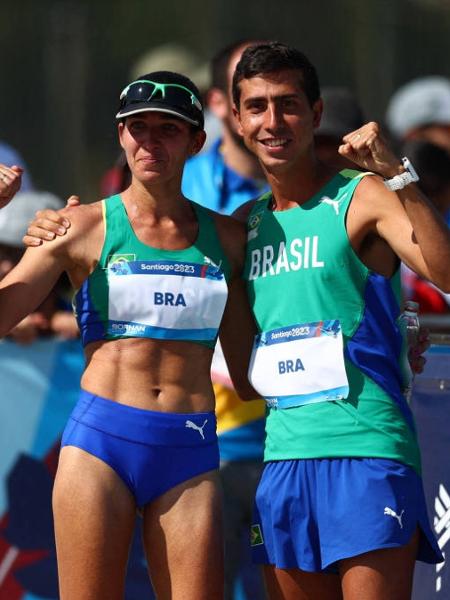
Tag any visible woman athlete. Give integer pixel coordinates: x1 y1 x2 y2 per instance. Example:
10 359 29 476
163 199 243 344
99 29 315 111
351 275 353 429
0 71 255 600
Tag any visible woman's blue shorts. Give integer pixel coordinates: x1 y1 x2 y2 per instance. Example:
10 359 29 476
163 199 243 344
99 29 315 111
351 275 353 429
61 389 219 508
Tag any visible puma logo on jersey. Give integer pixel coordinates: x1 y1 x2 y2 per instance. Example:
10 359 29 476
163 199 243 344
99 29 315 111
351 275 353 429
185 419 208 440
384 506 405 528
319 193 347 215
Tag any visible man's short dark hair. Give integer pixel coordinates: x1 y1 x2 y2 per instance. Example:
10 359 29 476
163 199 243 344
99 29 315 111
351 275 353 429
232 41 320 109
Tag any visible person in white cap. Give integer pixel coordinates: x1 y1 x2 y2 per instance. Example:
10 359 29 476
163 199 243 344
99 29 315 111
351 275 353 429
386 76 450 153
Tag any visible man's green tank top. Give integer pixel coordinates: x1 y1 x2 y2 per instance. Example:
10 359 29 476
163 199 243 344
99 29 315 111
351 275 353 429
74 194 231 349
244 170 421 473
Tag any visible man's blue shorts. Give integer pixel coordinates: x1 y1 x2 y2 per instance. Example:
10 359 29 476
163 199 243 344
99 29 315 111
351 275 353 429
61 389 219 508
250 457 443 572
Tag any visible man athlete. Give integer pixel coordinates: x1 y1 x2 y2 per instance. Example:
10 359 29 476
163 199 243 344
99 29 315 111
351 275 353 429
22 41 448 600
226 41 448 600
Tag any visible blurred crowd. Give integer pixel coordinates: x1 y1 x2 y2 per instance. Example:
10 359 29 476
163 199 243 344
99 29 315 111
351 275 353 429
1 39 450 600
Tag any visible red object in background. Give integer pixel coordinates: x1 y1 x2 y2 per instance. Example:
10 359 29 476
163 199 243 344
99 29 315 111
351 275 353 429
100 153 131 198
0 517 50 600
0 442 61 599
411 278 449 314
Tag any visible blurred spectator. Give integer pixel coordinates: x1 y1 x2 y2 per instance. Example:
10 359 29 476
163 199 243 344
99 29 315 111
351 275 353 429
403 140 450 223
0 141 34 192
314 86 365 169
0 190 79 342
129 42 209 90
400 140 450 314
386 76 450 153
183 40 268 211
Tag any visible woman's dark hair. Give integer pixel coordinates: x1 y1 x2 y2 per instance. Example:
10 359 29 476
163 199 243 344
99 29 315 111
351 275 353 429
232 41 320 108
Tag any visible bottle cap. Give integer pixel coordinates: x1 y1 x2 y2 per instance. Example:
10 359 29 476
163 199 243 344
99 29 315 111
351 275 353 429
404 300 419 312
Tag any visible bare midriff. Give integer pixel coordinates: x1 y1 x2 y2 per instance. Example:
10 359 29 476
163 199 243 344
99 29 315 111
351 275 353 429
81 337 215 413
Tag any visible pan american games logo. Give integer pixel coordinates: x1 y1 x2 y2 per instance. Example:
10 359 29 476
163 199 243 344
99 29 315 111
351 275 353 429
108 254 136 275
435 483 450 592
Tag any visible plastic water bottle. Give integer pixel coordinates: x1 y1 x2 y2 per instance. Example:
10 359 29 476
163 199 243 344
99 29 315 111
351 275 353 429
397 300 420 402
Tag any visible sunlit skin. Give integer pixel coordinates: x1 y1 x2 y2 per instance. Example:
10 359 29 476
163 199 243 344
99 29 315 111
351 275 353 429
234 69 323 181
0 164 23 208
119 113 205 197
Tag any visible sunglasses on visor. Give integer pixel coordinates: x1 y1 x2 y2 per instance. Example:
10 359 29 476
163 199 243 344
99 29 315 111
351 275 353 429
119 80 203 112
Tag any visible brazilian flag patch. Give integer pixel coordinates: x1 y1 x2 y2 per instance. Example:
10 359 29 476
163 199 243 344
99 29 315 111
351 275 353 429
107 254 136 276
250 524 264 546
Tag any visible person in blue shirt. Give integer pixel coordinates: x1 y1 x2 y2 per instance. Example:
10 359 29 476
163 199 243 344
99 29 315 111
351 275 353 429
182 41 269 214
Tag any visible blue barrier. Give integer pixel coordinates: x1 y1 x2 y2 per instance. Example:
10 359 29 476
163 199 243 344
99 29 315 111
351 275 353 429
0 339 155 600
412 343 450 599
0 339 84 599
0 337 448 599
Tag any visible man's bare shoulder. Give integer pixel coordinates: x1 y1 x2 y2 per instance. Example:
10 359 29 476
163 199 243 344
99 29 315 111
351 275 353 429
212 211 246 249
232 199 258 223
348 173 401 225
205 211 246 276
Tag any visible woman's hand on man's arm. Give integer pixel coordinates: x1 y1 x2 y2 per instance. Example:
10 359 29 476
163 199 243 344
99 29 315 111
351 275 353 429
23 195 80 246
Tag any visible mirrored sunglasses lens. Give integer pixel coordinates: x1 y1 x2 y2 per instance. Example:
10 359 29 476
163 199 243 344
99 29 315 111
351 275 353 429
163 86 197 111
126 82 155 103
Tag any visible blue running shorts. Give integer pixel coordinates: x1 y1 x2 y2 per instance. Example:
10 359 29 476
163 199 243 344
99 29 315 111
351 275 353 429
61 389 219 507
250 457 443 572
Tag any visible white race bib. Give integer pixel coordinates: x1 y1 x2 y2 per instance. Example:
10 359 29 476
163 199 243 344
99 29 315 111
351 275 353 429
107 259 228 341
248 320 349 409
